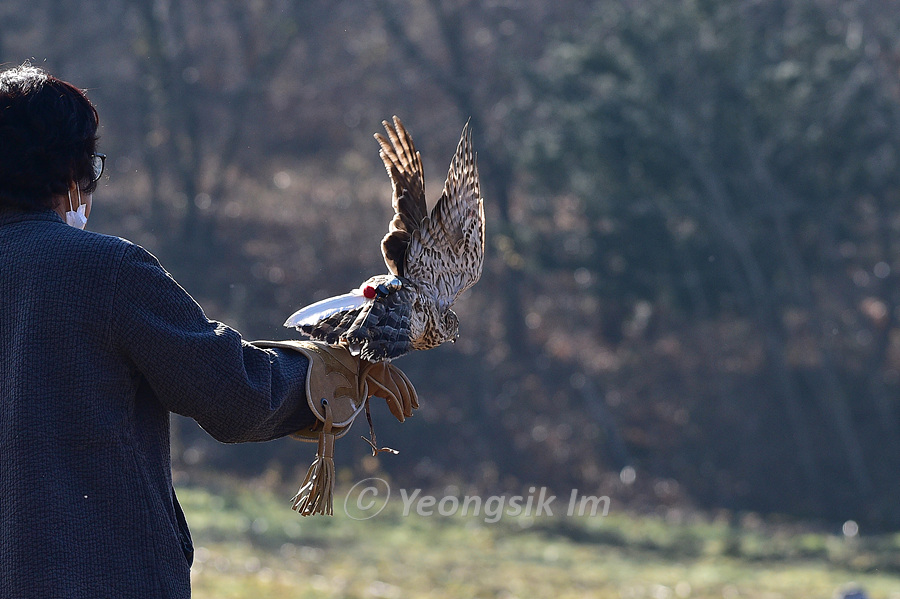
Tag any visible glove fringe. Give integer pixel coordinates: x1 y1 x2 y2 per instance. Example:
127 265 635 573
292 400 336 516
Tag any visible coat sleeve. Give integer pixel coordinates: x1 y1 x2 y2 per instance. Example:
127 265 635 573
109 243 316 443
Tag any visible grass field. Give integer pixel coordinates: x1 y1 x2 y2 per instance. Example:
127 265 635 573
178 478 900 598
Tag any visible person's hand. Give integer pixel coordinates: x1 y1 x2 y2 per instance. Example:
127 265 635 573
361 361 418 422
293 340 418 422
253 339 418 427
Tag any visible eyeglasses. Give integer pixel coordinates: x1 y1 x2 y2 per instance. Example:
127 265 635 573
91 153 106 183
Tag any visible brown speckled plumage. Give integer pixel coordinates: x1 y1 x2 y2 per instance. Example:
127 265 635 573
287 117 485 362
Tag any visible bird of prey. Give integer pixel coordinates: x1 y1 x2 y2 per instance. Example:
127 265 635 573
284 116 485 362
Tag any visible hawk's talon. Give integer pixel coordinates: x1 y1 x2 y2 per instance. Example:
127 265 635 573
360 435 400 457
362 396 400 457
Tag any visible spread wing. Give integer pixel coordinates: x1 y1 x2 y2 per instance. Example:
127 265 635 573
376 116 428 278
405 121 485 310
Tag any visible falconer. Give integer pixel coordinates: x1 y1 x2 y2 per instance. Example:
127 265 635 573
0 64 416 598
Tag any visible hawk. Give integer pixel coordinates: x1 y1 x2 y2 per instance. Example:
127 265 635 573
284 116 485 362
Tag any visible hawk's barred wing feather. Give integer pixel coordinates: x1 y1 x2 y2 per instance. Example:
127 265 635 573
376 117 428 278
342 287 416 361
405 121 485 310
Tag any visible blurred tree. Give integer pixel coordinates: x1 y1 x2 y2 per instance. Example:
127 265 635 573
524 0 900 521
3 0 900 526
132 0 312 257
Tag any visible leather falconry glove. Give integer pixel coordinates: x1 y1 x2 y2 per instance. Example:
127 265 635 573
362 360 418 422
252 339 417 515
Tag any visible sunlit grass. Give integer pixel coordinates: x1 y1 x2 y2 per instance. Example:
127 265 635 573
179 480 900 598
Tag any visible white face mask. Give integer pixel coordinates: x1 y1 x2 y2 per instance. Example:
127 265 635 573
66 189 88 230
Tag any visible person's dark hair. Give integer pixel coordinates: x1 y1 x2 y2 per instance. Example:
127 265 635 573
0 63 99 210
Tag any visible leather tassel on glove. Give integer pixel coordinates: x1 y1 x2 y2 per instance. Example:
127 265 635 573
292 399 336 516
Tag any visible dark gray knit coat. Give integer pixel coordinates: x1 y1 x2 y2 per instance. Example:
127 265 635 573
0 208 315 597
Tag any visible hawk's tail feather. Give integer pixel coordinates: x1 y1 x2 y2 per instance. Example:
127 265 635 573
290 284 415 362
284 292 370 329
299 304 367 344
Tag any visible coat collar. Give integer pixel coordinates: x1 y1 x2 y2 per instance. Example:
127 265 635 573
0 207 65 227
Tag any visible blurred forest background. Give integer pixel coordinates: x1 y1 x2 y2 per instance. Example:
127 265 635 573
4 0 900 530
